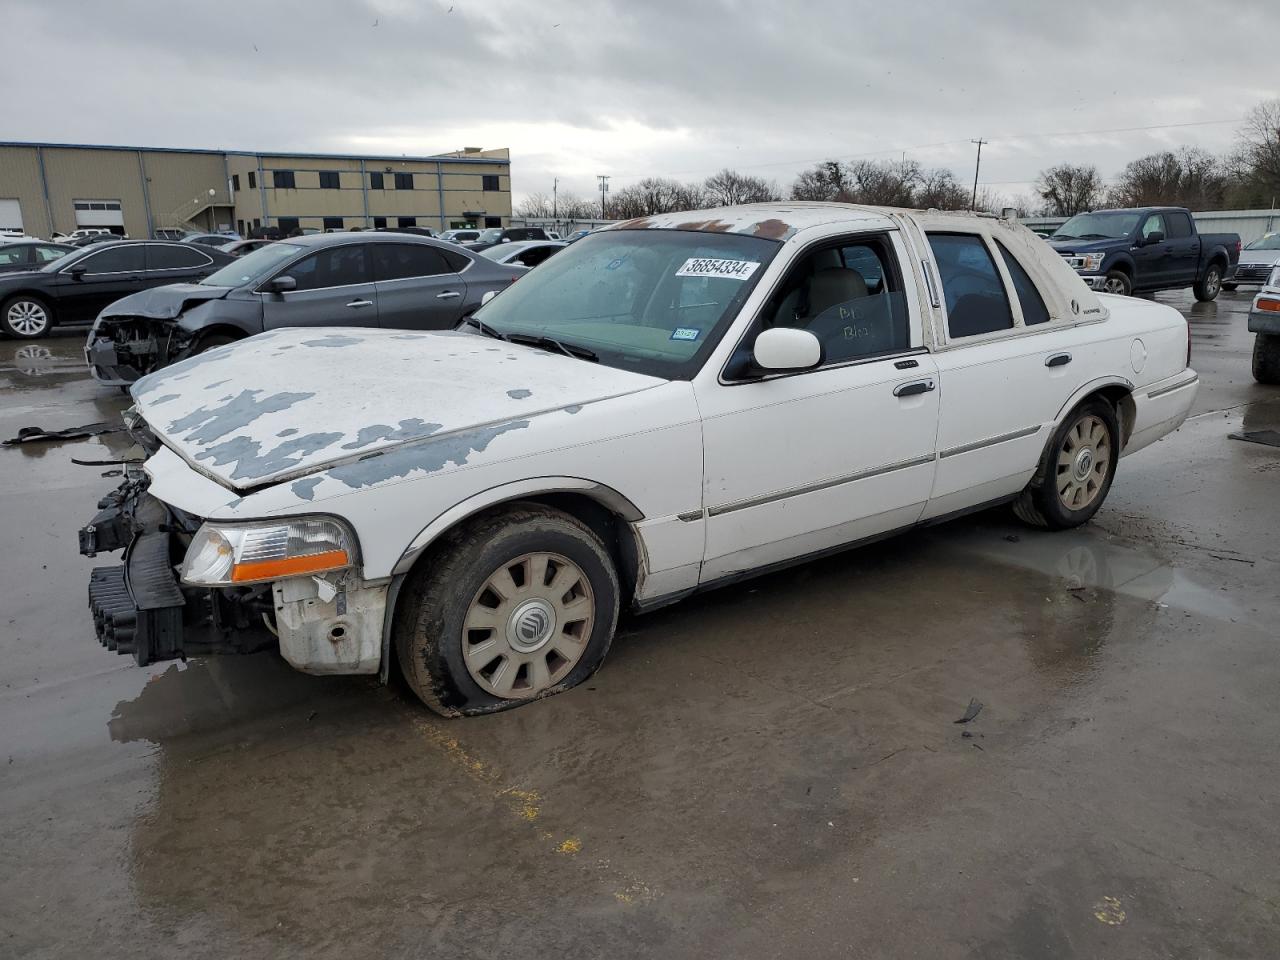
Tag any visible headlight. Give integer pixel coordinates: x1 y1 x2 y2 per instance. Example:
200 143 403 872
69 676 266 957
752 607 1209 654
1080 252 1106 272
180 517 356 586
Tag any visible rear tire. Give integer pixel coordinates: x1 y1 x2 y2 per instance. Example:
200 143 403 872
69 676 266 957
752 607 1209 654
394 503 620 717
2 295 53 339
1193 263 1223 302
1222 282 1238 292
1254 333 1280 385
1014 398 1120 531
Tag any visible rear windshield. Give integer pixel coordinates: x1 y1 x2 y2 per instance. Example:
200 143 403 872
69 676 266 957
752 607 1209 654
201 242 303 287
473 229 780 379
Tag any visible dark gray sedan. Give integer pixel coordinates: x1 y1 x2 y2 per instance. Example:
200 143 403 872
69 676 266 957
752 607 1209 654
85 232 525 385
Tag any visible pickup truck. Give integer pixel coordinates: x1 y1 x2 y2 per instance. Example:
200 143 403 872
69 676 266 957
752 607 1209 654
77 203 1198 716
1048 206 1239 301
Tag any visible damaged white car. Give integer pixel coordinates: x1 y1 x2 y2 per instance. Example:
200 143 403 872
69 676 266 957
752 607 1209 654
81 203 1199 716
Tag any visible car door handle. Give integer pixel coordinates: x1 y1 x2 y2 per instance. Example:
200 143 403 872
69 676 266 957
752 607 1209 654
893 379 935 398
1046 352 1072 368
435 290 461 300
346 299 374 309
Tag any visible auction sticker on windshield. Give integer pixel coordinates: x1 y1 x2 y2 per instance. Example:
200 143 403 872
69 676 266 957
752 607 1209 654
675 257 761 280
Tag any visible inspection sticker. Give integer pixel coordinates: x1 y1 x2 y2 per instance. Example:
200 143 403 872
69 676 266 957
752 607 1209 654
675 257 761 280
670 327 701 342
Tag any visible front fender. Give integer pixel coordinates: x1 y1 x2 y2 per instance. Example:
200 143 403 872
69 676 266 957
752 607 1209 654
390 476 645 575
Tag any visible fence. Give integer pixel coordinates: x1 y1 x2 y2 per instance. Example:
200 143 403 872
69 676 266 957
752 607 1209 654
1019 208 1279 244
508 216 616 235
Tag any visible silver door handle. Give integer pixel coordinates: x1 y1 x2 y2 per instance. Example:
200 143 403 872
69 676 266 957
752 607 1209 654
893 379 936 398
346 299 374 308
436 290 461 300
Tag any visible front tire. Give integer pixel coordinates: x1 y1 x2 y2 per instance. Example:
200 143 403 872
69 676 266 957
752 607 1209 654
394 503 620 716
1254 333 1280 385
1193 263 1223 302
2 295 53 339
1101 271 1131 297
1013 399 1119 530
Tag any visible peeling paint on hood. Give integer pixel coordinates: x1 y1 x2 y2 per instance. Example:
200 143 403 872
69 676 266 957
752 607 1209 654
131 327 663 491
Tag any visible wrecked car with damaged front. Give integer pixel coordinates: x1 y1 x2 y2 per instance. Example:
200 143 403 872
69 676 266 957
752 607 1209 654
84 232 523 386
80 203 1198 716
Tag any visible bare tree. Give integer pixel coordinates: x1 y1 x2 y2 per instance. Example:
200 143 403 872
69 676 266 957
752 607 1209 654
1224 99 1280 207
515 192 553 218
1036 164 1104 216
555 193 597 220
610 177 708 218
703 168 781 206
1108 148 1227 209
790 160 852 201
915 167 970 209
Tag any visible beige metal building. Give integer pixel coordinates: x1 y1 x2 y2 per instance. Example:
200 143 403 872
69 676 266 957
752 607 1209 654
0 141 512 239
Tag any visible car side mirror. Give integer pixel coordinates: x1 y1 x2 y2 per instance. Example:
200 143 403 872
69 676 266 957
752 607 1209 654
1144 231 1165 245
753 327 821 371
69 266 86 280
266 275 296 293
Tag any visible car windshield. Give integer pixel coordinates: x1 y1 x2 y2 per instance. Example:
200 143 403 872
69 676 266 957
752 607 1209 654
1052 212 1142 240
200 242 303 287
1245 234 1280 251
472 229 780 378
477 229 503 242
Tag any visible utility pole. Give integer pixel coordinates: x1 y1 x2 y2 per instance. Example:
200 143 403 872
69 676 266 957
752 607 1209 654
970 139 987 211
597 175 610 220
552 177 558 221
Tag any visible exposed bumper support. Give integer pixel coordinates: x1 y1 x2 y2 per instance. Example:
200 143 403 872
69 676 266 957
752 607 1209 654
85 316 194 386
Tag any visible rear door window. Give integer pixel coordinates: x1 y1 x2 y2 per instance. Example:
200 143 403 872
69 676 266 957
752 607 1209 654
372 243 452 281
284 245 370 290
1165 213 1193 239
146 244 212 270
926 233 1014 338
993 240 1050 325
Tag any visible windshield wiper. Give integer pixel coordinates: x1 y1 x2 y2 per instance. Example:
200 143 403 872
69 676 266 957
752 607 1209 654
457 316 506 341
1051 234 1076 241
1078 233 1112 240
505 333 599 362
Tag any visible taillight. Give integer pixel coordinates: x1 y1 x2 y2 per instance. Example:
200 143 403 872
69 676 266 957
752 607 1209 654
1256 297 1280 312
1237 239 1242 254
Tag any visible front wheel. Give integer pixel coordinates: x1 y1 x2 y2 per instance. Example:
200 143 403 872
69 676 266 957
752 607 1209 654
1013 399 1120 530
1101 271 1131 297
394 503 620 716
1193 264 1223 302
1254 333 1280 385
2 295 53 339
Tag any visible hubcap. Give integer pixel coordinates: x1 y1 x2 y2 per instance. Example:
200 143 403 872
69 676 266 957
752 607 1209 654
1205 269 1220 296
1104 277 1127 295
461 551 595 699
1056 414 1111 511
7 300 48 336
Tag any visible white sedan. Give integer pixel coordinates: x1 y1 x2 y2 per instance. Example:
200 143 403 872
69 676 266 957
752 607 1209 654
479 239 567 269
80 203 1197 716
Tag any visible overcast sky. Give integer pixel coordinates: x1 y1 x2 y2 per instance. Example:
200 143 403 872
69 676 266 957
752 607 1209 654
4 0 1277 207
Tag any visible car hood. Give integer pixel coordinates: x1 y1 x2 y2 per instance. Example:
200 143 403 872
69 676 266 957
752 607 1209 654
1239 250 1280 266
101 283 232 320
130 327 664 492
1047 238 1120 255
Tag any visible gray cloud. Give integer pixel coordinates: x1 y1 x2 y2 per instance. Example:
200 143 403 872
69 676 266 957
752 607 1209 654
3 0 1275 204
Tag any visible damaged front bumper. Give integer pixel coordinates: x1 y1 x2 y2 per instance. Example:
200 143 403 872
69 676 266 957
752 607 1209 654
85 316 195 386
80 472 276 665
80 466 389 674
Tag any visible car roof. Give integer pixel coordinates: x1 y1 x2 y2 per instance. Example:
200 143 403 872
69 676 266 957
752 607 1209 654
494 240 567 253
607 202 901 241
281 231 453 249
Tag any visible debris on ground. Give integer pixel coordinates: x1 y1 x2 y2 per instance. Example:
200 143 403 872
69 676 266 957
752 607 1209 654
3 423 124 446
1229 429 1280 448
954 698 983 724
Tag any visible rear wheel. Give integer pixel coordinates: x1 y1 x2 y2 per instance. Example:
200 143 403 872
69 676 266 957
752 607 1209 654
394 504 620 716
1101 271 1131 296
1193 263 1223 302
1013 399 1119 530
1222 282 1238 292
2 295 53 338
1254 333 1280 385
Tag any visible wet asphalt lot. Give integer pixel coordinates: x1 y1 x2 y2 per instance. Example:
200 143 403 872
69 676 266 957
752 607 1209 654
2 291 1278 959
